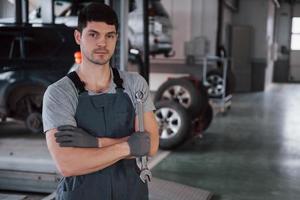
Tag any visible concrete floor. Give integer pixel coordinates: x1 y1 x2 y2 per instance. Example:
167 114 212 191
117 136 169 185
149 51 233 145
152 84 300 200
1 78 300 199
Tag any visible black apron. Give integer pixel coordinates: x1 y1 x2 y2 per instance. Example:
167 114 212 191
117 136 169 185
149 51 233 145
56 68 148 200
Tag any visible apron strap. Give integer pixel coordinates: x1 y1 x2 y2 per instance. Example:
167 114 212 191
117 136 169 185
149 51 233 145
67 71 86 94
111 67 125 91
67 68 125 95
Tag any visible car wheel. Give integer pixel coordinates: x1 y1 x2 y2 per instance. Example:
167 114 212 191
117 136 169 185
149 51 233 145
26 112 43 133
154 77 205 119
13 93 44 133
205 69 236 98
194 103 213 134
155 100 191 150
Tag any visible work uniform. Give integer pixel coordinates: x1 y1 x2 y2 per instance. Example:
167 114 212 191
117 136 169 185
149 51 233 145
42 68 155 200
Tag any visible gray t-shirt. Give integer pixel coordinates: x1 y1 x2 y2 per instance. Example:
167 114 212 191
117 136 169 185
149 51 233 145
42 70 155 133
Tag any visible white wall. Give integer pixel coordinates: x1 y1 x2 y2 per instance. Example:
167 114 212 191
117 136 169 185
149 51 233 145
199 0 218 55
265 0 276 88
190 0 203 39
231 0 277 90
152 0 218 64
0 0 40 19
233 0 269 59
275 3 292 60
0 0 15 18
152 0 192 63
221 5 233 49
190 0 218 55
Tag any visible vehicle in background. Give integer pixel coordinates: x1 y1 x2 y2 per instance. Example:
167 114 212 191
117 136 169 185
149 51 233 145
0 0 173 133
29 0 174 57
0 23 79 133
128 0 174 57
0 0 174 57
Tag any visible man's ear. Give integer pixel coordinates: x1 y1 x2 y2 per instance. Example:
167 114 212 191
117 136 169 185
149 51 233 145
74 29 81 45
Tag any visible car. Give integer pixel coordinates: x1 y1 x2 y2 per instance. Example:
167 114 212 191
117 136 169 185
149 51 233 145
0 23 79 133
28 0 174 57
128 0 174 57
0 0 172 133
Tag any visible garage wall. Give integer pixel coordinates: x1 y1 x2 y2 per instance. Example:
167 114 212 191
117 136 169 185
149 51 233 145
0 0 14 18
191 0 218 56
275 3 292 61
233 0 268 59
265 0 276 88
232 0 276 91
153 0 218 64
221 4 234 51
273 3 292 82
289 4 300 81
157 0 192 63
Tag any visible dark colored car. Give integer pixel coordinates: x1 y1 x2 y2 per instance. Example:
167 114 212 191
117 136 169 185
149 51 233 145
28 0 173 57
0 23 79 132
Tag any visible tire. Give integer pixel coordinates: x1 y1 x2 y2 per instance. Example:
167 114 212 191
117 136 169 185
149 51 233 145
205 69 235 98
26 112 43 133
193 103 213 134
154 77 203 119
11 90 45 133
200 104 213 132
187 77 209 116
155 100 191 150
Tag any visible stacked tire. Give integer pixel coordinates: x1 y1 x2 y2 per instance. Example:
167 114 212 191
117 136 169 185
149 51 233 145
154 77 213 149
205 68 236 98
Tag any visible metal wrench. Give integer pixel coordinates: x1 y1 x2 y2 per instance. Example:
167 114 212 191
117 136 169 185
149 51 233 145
135 91 152 183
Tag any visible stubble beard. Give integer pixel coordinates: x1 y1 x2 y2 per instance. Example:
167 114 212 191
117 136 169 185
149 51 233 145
82 49 112 66
89 54 111 65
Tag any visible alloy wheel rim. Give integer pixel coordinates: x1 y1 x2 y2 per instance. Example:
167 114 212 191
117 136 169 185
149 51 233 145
161 85 191 108
207 75 224 96
155 107 181 139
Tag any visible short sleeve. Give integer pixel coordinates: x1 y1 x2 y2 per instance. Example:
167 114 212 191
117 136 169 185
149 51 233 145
132 74 155 114
42 85 77 133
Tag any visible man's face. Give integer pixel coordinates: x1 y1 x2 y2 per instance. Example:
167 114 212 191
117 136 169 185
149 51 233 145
75 21 118 66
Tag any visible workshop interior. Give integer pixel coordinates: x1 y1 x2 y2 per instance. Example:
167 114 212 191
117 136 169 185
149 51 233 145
0 0 300 199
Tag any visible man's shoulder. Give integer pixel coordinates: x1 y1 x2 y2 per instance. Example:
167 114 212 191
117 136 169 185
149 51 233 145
52 76 75 89
119 70 146 87
45 76 77 98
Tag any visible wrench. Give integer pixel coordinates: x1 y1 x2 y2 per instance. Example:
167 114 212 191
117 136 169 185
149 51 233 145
135 91 152 183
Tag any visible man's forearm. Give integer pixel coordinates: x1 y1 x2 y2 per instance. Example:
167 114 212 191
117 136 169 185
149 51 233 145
46 130 130 177
60 143 129 176
98 136 128 147
135 112 159 156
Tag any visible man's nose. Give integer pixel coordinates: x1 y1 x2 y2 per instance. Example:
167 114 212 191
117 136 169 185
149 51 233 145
96 36 106 47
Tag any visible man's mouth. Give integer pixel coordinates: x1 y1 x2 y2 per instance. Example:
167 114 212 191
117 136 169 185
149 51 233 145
94 50 108 54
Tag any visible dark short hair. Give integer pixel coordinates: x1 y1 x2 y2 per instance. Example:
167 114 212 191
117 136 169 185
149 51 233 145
77 3 119 33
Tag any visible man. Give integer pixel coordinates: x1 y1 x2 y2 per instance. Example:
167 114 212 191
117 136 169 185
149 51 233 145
42 3 159 200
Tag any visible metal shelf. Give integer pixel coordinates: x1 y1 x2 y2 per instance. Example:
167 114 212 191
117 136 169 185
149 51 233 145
200 55 233 114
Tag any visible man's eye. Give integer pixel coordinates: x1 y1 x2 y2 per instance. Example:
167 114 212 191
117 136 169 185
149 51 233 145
107 34 115 39
89 33 96 38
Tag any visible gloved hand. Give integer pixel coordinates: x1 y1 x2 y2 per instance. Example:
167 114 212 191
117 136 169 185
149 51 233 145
55 125 99 148
127 131 150 157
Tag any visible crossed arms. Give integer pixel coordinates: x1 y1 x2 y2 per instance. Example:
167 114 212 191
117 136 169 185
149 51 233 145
46 111 159 177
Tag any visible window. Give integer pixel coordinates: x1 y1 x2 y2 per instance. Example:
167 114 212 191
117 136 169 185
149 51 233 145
291 17 300 50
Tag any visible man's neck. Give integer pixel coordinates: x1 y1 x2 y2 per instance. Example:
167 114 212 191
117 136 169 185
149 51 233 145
77 61 112 93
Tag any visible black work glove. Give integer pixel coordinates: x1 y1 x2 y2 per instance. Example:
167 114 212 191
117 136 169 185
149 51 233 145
55 125 98 148
127 131 150 157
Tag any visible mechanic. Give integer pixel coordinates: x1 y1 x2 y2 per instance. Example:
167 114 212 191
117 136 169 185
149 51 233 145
42 3 159 200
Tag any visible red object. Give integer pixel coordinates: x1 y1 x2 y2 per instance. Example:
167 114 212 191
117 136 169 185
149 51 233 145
74 51 82 64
